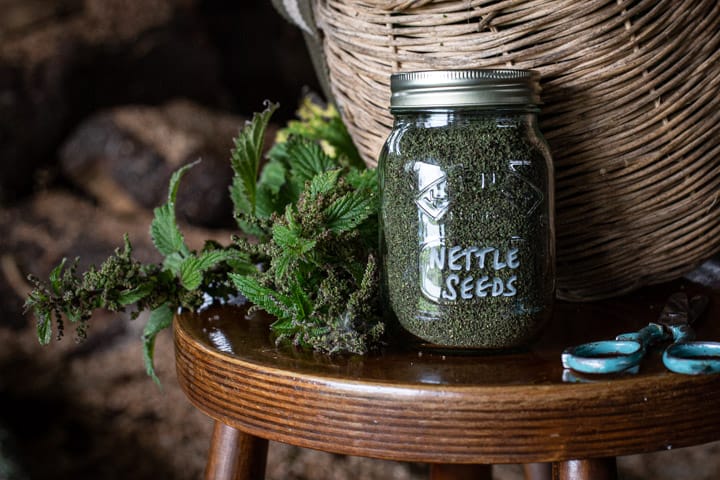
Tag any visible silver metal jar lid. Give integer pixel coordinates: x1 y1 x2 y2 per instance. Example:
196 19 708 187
390 69 541 110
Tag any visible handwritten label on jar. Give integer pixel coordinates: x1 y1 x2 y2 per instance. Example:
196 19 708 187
419 244 519 303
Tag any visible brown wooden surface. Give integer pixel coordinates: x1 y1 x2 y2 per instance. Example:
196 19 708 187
174 281 720 464
205 422 268 480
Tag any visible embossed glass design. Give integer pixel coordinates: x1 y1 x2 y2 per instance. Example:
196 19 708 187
379 71 555 350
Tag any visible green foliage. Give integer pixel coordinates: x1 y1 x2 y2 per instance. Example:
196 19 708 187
225 98 382 353
142 304 174 386
25 96 383 384
274 97 363 169
150 160 198 258
230 102 279 234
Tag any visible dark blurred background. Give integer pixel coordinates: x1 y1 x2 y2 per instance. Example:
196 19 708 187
0 0 320 206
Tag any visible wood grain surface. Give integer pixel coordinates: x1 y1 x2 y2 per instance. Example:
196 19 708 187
174 281 720 464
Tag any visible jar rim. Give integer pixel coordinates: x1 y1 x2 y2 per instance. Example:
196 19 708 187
390 69 541 110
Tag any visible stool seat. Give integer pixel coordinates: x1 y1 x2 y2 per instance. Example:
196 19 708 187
173 281 720 478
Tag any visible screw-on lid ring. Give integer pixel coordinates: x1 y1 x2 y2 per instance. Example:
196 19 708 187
390 69 541 110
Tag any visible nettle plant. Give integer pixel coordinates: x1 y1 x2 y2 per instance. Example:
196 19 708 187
25 100 384 384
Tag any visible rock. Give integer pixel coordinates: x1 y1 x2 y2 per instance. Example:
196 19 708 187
60 101 274 228
0 0 226 203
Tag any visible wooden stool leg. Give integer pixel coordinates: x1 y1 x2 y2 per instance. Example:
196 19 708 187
552 458 617 480
205 422 268 480
429 464 492 480
524 462 552 480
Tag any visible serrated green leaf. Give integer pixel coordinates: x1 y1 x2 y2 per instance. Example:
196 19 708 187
322 115 364 169
117 284 153 306
272 254 293 281
229 274 295 319
256 160 289 218
197 250 237 271
163 252 184 275
142 303 174 387
178 257 203 291
227 257 257 275
230 176 253 218
288 276 312 319
37 313 52 345
279 98 363 168
48 258 67 295
150 204 188 257
229 102 279 221
308 169 341 199
168 160 201 204
269 317 295 334
324 192 374 233
272 224 316 254
150 161 198 258
179 250 240 291
346 167 377 192
258 158 288 195
286 138 334 190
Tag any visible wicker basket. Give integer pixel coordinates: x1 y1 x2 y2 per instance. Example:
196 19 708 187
278 0 720 301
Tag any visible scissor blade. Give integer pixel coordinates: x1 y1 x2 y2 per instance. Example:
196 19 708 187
658 292 691 328
689 295 709 324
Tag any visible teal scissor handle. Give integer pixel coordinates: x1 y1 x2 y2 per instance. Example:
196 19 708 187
561 340 644 373
663 342 720 375
561 323 666 374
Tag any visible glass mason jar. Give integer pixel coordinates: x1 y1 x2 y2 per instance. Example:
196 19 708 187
379 69 555 350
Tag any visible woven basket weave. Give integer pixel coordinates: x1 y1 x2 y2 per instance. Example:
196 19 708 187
279 0 720 301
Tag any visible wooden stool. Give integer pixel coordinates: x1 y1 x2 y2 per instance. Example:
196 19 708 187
174 281 720 480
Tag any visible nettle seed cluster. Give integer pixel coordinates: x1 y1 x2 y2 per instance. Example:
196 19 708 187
380 112 554 349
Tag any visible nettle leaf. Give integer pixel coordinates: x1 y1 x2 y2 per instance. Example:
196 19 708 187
150 161 198 258
346 167 377 192
142 303 174 387
258 158 288 196
322 115 364 169
288 276 313 320
229 274 296 320
37 313 52 345
286 138 334 190
255 160 288 219
272 224 316 254
229 102 279 220
308 169 341 199
230 176 253 218
280 97 363 168
324 192 374 234
163 252 184 275
167 160 201 204
150 205 187 257
48 258 67 295
117 284 153 306
179 250 246 291
271 223 316 279
226 256 257 276
179 257 204 292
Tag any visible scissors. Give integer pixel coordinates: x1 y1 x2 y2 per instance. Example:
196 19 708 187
562 292 720 375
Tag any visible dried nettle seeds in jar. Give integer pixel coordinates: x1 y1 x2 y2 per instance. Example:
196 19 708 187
379 70 555 350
